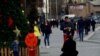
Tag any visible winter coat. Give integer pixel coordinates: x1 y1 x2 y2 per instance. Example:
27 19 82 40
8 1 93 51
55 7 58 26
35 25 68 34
40 24 45 33
77 19 85 32
44 24 52 34
91 20 96 26
61 38 78 56
60 21 73 35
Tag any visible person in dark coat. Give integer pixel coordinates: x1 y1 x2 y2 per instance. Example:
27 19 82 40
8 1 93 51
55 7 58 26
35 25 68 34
91 19 96 31
60 35 78 56
70 19 76 38
77 17 85 41
60 17 73 42
84 18 91 35
60 19 65 31
43 21 52 48
40 22 45 36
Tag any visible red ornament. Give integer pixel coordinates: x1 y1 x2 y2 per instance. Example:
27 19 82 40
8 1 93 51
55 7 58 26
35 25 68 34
0 14 3 26
25 33 38 56
25 33 38 47
7 16 14 29
0 14 2 17
0 19 2 26
4 0 8 3
0 19 2 23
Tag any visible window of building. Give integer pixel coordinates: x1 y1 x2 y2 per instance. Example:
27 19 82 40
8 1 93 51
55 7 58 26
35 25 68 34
81 0 86 3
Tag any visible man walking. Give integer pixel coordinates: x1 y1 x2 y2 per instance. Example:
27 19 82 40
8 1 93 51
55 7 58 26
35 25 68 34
77 17 85 41
60 17 73 42
91 19 96 31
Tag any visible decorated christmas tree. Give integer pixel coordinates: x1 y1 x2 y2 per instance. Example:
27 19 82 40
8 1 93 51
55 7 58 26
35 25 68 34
0 0 29 47
27 0 39 25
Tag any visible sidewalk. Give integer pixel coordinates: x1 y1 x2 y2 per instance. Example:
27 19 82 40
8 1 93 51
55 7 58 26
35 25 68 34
86 27 100 43
76 24 100 56
84 24 100 40
74 24 100 41
77 24 100 56
39 24 100 56
40 28 63 56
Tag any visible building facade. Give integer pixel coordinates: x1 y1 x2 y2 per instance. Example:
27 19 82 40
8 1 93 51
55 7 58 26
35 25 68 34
89 0 100 15
20 0 100 18
61 0 100 17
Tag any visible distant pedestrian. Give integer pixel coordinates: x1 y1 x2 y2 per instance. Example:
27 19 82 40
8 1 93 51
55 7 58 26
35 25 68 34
91 19 96 31
43 21 52 48
55 19 59 28
40 22 45 36
10 40 19 56
60 19 64 30
77 17 85 41
70 19 76 38
60 35 78 56
84 18 91 35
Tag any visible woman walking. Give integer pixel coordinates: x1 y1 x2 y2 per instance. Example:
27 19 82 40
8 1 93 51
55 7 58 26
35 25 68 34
43 21 52 48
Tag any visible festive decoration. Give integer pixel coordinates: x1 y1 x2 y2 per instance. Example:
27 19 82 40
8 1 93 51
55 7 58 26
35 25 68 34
0 14 3 29
13 26 20 37
7 16 14 29
4 0 8 3
0 0 29 47
25 33 38 47
0 14 2 17
0 18 2 25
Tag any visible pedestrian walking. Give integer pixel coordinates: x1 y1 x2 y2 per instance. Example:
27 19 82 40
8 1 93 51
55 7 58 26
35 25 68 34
77 17 85 41
60 35 78 56
43 21 52 48
84 18 91 35
60 17 73 42
10 40 19 56
40 22 45 36
70 19 76 38
91 19 96 31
